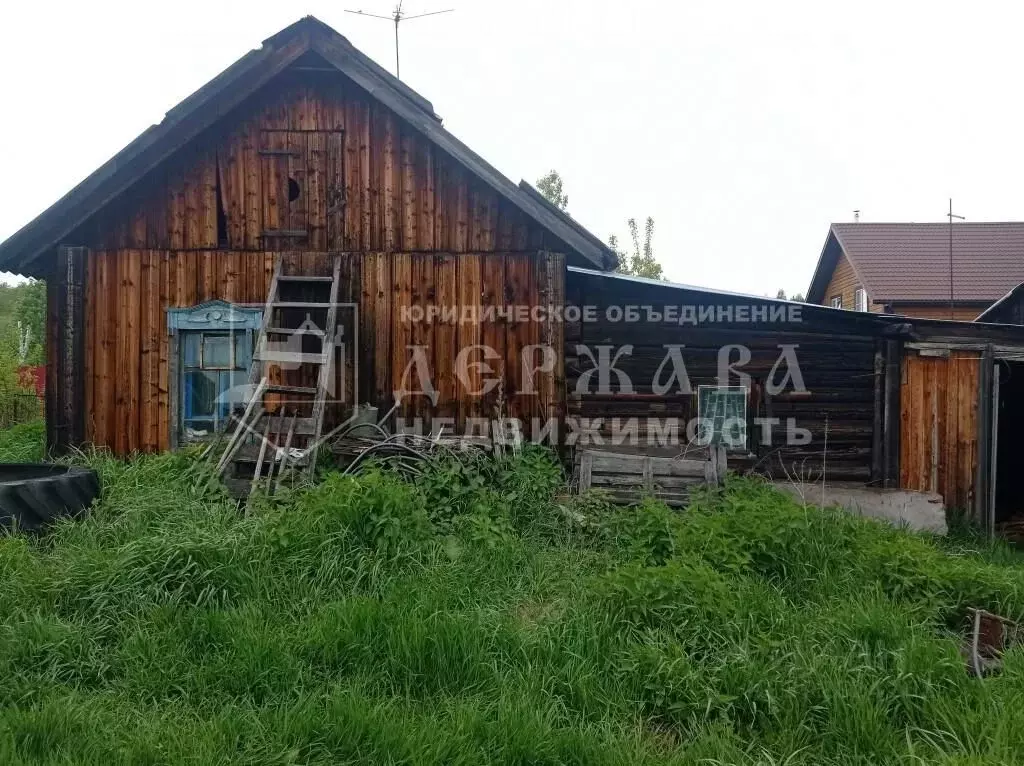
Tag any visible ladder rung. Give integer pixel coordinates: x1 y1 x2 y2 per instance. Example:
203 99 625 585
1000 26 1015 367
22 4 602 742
272 302 335 308
265 384 319 396
254 415 319 436
278 275 335 283
257 350 328 365
265 326 326 337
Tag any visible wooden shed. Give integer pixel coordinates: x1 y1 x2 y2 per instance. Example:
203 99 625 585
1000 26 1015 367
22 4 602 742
567 267 1024 534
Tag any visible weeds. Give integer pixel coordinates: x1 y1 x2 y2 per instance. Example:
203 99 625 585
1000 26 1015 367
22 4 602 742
2 430 1024 763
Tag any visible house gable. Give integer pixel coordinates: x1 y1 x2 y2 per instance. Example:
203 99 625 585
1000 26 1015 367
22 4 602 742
0 17 614 276
64 71 571 258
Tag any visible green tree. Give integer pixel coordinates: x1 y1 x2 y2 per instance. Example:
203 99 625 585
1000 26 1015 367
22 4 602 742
13 280 45 366
611 217 663 280
775 289 805 302
535 170 568 211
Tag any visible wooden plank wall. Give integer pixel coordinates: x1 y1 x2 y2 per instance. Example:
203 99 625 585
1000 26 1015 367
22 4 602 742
83 249 562 454
70 75 560 257
899 351 980 511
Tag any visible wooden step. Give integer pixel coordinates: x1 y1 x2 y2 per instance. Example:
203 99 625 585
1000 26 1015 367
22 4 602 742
265 326 326 337
265 384 319 396
253 415 318 436
256 349 328 365
233 444 310 466
224 476 253 500
271 302 335 308
278 275 335 283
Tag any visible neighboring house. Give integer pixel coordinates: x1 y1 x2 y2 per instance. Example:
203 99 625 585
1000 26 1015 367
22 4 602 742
806 223 1024 320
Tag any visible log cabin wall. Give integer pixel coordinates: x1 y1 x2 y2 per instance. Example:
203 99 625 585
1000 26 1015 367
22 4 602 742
566 270 884 482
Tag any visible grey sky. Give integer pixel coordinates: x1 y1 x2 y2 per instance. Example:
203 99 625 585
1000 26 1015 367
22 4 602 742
3 0 1022 296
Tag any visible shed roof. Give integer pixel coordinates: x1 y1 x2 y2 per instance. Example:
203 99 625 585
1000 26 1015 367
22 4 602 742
806 222 1024 305
570 265 1024 345
0 16 616 275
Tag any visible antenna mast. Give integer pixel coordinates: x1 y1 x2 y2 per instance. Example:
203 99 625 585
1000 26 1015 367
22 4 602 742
947 198 965 320
345 2 455 79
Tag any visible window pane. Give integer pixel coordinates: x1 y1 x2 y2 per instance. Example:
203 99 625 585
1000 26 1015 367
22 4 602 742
235 333 253 371
203 334 233 368
183 333 201 367
184 370 218 419
218 371 241 420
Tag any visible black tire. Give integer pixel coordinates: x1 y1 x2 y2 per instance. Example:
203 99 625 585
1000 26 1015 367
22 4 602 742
0 464 101 533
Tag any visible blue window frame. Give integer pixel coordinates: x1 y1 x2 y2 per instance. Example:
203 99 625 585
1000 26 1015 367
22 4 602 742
181 331 253 435
167 301 263 443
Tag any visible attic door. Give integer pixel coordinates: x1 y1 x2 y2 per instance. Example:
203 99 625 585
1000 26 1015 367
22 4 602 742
260 130 344 250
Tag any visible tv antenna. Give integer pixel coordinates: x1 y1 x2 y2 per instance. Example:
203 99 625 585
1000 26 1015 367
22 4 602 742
947 198 965 320
345 2 455 79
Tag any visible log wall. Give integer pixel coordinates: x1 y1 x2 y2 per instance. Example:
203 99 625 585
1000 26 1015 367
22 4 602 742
567 271 883 482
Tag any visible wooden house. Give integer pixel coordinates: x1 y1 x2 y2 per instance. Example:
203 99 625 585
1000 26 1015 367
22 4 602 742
0 16 615 460
806 223 1024 319
6 16 1024 534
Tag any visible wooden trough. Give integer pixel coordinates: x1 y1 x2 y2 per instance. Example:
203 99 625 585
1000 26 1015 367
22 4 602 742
576 447 726 507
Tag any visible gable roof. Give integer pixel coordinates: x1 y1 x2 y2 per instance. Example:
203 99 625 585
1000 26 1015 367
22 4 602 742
976 281 1024 322
806 222 1024 305
0 16 616 275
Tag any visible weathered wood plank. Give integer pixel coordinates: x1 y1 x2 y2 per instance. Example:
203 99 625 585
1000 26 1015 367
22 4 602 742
139 251 160 452
400 131 416 250
457 253 482 428
434 253 457 425
391 253 413 422
480 255 506 419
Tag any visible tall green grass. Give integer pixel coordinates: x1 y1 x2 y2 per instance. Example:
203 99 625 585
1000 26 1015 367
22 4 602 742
1 435 1024 764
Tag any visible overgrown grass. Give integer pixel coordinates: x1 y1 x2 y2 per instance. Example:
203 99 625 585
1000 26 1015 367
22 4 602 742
0 420 44 462
2 430 1024 763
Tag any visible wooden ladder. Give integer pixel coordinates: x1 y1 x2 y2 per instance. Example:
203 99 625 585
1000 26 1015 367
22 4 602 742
220 255 342 497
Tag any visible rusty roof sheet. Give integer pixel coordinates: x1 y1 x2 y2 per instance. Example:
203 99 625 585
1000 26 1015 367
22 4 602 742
829 222 1024 303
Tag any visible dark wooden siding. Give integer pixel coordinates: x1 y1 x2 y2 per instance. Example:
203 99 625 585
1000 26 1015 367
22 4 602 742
567 271 882 482
69 75 562 257
83 249 563 454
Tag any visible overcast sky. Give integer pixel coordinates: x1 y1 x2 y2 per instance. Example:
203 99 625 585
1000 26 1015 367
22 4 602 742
3 0 1023 295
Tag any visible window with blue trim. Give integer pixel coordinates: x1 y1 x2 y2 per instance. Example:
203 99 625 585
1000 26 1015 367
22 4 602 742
181 331 252 435
167 301 262 443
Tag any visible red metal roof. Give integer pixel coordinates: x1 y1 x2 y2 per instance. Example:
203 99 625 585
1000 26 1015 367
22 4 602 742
829 222 1024 303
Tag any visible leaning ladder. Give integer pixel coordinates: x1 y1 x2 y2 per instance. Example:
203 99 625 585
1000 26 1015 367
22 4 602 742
218 254 342 496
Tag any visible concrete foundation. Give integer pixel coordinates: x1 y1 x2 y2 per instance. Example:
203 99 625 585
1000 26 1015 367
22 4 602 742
773 482 947 535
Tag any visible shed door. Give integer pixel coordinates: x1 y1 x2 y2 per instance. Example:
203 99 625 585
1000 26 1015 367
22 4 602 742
260 130 344 250
899 350 981 514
